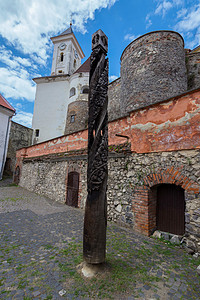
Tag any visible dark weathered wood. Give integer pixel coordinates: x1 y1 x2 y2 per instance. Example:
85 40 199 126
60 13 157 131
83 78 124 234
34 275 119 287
66 171 79 207
83 29 108 264
157 184 185 235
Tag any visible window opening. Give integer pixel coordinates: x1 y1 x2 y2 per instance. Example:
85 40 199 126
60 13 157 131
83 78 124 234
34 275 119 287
70 87 76 97
82 87 89 94
70 115 75 123
35 129 39 137
60 52 64 62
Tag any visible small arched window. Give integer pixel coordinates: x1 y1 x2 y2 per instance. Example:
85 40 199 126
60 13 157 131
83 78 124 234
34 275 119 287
60 52 64 62
70 87 76 97
81 86 89 94
74 59 76 69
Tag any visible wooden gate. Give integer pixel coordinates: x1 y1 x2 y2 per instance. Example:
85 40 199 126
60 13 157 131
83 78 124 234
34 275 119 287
156 184 185 235
13 166 20 184
66 171 79 207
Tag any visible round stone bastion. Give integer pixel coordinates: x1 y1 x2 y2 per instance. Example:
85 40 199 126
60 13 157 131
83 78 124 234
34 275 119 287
120 30 187 113
65 100 88 135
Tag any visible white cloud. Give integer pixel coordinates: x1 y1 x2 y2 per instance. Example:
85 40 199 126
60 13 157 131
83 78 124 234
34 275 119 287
0 67 36 102
12 111 33 128
176 4 200 31
177 8 187 19
175 4 200 48
154 0 183 17
109 75 118 82
0 0 117 65
146 14 152 29
155 1 173 16
0 46 34 69
124 33 139 42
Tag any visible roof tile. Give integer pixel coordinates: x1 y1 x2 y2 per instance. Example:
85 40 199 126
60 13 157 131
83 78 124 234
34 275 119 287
0 94 15 112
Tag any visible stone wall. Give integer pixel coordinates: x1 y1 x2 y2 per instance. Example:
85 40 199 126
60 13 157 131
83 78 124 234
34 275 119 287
120 31 187 113
108 78 122 121
19 149 200 252
65 99 88 135
186 51 200 90
6 121 33 174
16 88 200 161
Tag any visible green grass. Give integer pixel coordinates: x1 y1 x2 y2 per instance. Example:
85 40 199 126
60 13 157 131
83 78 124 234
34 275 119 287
0 224 200 299
0 197 21 202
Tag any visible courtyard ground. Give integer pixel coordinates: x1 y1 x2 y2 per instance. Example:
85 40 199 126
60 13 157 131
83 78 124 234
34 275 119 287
0 182 199 299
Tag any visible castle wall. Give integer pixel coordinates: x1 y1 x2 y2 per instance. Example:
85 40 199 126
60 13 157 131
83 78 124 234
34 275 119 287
19 149 200 252
65 100 88 135
186 51 200 90
16 89 200 160
6 121 33 174
108 77 122 121
16 88 200 253
120 31 187 113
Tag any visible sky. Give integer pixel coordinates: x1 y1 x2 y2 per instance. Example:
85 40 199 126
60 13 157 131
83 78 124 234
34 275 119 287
0 0 200 128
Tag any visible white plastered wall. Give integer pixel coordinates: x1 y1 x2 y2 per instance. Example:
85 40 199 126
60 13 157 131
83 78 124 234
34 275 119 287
0 107 12 179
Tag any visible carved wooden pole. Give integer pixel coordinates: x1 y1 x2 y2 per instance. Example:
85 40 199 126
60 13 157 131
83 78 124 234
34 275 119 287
83 29 108 264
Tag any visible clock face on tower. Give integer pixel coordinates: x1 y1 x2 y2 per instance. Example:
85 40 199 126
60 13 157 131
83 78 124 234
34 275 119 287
59 43 66 50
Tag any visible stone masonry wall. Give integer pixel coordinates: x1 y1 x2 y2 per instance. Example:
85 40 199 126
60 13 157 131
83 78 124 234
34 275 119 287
186 51 200 90
19 149 200 252
108 78 122 121
120 31 187 113
64 100 88 135
6 121 33 173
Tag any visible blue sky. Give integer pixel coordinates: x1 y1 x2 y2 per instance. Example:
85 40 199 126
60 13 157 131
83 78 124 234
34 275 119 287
0 0 199 127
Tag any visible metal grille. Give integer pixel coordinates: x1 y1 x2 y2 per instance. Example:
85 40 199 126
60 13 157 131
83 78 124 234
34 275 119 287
66 171 79 207
156 184 185 235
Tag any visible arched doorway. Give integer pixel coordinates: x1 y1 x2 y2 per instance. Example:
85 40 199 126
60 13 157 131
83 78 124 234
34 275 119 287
156 184 185 235
66 171 79 207
13 166 20 184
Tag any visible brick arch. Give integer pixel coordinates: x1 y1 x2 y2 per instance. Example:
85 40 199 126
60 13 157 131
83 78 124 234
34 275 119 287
143 166 200 193
132 167 200 236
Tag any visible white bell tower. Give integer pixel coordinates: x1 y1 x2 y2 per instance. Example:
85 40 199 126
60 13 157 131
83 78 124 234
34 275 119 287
50 26 85 75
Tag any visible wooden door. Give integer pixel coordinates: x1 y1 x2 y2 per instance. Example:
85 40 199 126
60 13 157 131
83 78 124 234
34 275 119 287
13 166 20 184
66 172 79 207
157 184 185 235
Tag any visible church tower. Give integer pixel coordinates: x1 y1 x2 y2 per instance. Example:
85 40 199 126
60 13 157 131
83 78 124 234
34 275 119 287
51 26 84 75
32 26 89 144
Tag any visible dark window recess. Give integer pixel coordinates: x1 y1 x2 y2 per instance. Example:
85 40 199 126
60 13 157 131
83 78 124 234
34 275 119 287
70 115 75 123
70 87 76 97
60 52 64 62
82 87 89 94
66 171 79 207
156 184 185 235
35 129 39 137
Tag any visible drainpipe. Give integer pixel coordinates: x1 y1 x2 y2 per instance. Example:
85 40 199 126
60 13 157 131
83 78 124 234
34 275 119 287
0 115 12 180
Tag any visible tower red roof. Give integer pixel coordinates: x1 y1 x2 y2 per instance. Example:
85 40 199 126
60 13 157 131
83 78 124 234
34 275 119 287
74 57 90 74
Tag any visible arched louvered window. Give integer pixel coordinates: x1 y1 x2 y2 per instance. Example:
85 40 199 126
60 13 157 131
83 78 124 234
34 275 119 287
70 87 76 97
81 86 89 94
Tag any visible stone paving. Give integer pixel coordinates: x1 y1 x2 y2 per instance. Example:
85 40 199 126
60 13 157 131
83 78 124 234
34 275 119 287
0 183 200 299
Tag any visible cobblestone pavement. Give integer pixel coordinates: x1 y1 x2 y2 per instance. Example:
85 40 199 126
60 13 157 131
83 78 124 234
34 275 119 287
0 184 200 299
